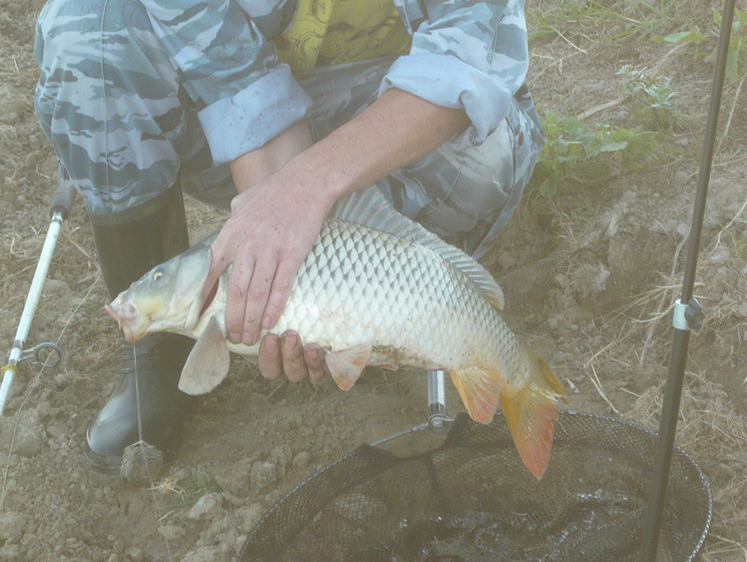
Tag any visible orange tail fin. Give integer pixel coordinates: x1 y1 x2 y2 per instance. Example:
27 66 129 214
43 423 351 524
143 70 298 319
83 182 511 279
448 348 564 479
500 349 564 479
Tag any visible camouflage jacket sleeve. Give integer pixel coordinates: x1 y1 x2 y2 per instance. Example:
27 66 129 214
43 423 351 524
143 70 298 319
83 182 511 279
139 0 311 164
384 0 529 145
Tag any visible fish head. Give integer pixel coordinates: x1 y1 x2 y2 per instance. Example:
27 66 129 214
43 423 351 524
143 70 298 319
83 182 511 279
106 238 213 344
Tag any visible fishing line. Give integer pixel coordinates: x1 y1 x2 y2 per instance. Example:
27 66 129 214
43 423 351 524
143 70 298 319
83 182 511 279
131 350 174 562
96 6 173 559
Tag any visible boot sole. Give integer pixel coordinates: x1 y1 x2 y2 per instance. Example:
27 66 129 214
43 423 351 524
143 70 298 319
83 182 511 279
85 445 125 477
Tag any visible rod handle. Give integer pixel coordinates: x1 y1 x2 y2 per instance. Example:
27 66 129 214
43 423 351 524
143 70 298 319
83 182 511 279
50 178 76 220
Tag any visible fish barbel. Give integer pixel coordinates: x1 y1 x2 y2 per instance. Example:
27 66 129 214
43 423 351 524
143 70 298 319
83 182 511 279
106 188 564 478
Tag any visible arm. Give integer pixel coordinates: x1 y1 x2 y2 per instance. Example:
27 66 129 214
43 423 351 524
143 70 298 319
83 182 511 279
195 88 467 385
386 0 529 142
140 0 313 166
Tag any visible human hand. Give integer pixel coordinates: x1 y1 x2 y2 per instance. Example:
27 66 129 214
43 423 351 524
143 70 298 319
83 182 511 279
201 172 333 346
258 331 329 386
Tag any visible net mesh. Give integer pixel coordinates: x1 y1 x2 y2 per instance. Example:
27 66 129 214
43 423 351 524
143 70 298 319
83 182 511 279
240 411 711 561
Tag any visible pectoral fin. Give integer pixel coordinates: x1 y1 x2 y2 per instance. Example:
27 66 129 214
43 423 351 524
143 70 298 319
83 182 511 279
178 316 230 395
325 343 372 391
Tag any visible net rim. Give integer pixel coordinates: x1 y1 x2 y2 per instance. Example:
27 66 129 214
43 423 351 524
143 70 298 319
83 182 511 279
243 410 713 561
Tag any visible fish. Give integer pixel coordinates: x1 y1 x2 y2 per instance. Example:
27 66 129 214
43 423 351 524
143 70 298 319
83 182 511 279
106 187 565 479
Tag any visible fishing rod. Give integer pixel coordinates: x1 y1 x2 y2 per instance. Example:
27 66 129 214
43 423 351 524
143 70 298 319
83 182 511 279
639 0 736 558
0 177 76 418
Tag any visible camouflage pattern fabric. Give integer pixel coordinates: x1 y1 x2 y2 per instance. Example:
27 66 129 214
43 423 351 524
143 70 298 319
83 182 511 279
34 0 543 256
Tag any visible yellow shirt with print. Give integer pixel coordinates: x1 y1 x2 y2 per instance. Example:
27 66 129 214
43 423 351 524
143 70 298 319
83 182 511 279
276 0 412 76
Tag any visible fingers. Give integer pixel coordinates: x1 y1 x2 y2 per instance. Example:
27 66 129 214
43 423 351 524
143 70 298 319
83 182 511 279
304 343 329 386
262 259 299 331
223 251 256 343
211 182 321 345
280 331 307 383
257 332 329 386
219 242 301 345
258 334 283 379
239 257 275 345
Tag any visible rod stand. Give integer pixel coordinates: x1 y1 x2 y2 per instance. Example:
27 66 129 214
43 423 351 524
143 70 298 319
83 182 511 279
639 0 735 558
673 298 703 331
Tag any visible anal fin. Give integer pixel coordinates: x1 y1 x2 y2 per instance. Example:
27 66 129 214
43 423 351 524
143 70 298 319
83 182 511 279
178 316 230 395
448 367 502 425
326 343 371 391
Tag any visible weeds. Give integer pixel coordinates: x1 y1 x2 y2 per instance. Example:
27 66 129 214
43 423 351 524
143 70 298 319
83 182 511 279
617 65 681 131
658 7 747 83
157 470 224 509
722 216 747 260
628 368 747 561
531 62 686 200
530 110 657 198
715 7 747 82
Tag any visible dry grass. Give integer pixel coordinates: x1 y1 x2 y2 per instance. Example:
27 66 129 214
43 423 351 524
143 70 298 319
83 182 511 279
627 368 747 560
555 208 746 561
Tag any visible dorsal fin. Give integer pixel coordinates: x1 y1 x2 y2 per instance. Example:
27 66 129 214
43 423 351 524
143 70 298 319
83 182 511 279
332 187 505 309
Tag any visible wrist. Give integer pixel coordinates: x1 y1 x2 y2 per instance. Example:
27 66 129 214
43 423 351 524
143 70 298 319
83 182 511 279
230 119 313 194
281 142 358 213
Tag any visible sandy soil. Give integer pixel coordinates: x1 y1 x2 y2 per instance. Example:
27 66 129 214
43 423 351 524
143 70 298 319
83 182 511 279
0 0 744 560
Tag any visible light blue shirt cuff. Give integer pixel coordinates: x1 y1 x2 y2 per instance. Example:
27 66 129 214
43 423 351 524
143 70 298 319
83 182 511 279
380 53 512 145
198 65 313 164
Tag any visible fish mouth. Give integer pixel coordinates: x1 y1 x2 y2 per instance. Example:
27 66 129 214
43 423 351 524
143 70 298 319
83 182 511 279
106 293 142 345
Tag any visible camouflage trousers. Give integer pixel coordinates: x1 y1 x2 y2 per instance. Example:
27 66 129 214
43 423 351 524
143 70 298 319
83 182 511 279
35 0 544 257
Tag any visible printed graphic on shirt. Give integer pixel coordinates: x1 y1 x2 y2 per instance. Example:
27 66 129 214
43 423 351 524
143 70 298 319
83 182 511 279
276 0 411 75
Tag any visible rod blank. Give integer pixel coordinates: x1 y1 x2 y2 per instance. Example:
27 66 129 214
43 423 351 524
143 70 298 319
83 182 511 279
0 179 76 417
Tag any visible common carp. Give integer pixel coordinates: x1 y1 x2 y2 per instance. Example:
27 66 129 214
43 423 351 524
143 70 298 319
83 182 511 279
106 188 564 478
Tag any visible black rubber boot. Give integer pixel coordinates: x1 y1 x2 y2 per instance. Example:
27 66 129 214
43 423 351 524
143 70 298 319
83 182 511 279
86 184 194 475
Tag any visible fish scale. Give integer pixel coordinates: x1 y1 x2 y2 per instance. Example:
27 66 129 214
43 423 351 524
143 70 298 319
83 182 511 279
276 217 505 377
105 188 564 478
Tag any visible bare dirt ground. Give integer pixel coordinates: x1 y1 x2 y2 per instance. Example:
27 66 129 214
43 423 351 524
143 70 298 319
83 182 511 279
1 0 745 560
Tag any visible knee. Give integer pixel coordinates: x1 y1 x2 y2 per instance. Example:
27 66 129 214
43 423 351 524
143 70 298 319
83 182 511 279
35 0 151 113
36 0 155 89
443 104 544 196
35 0 183 185
435 123 516 211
